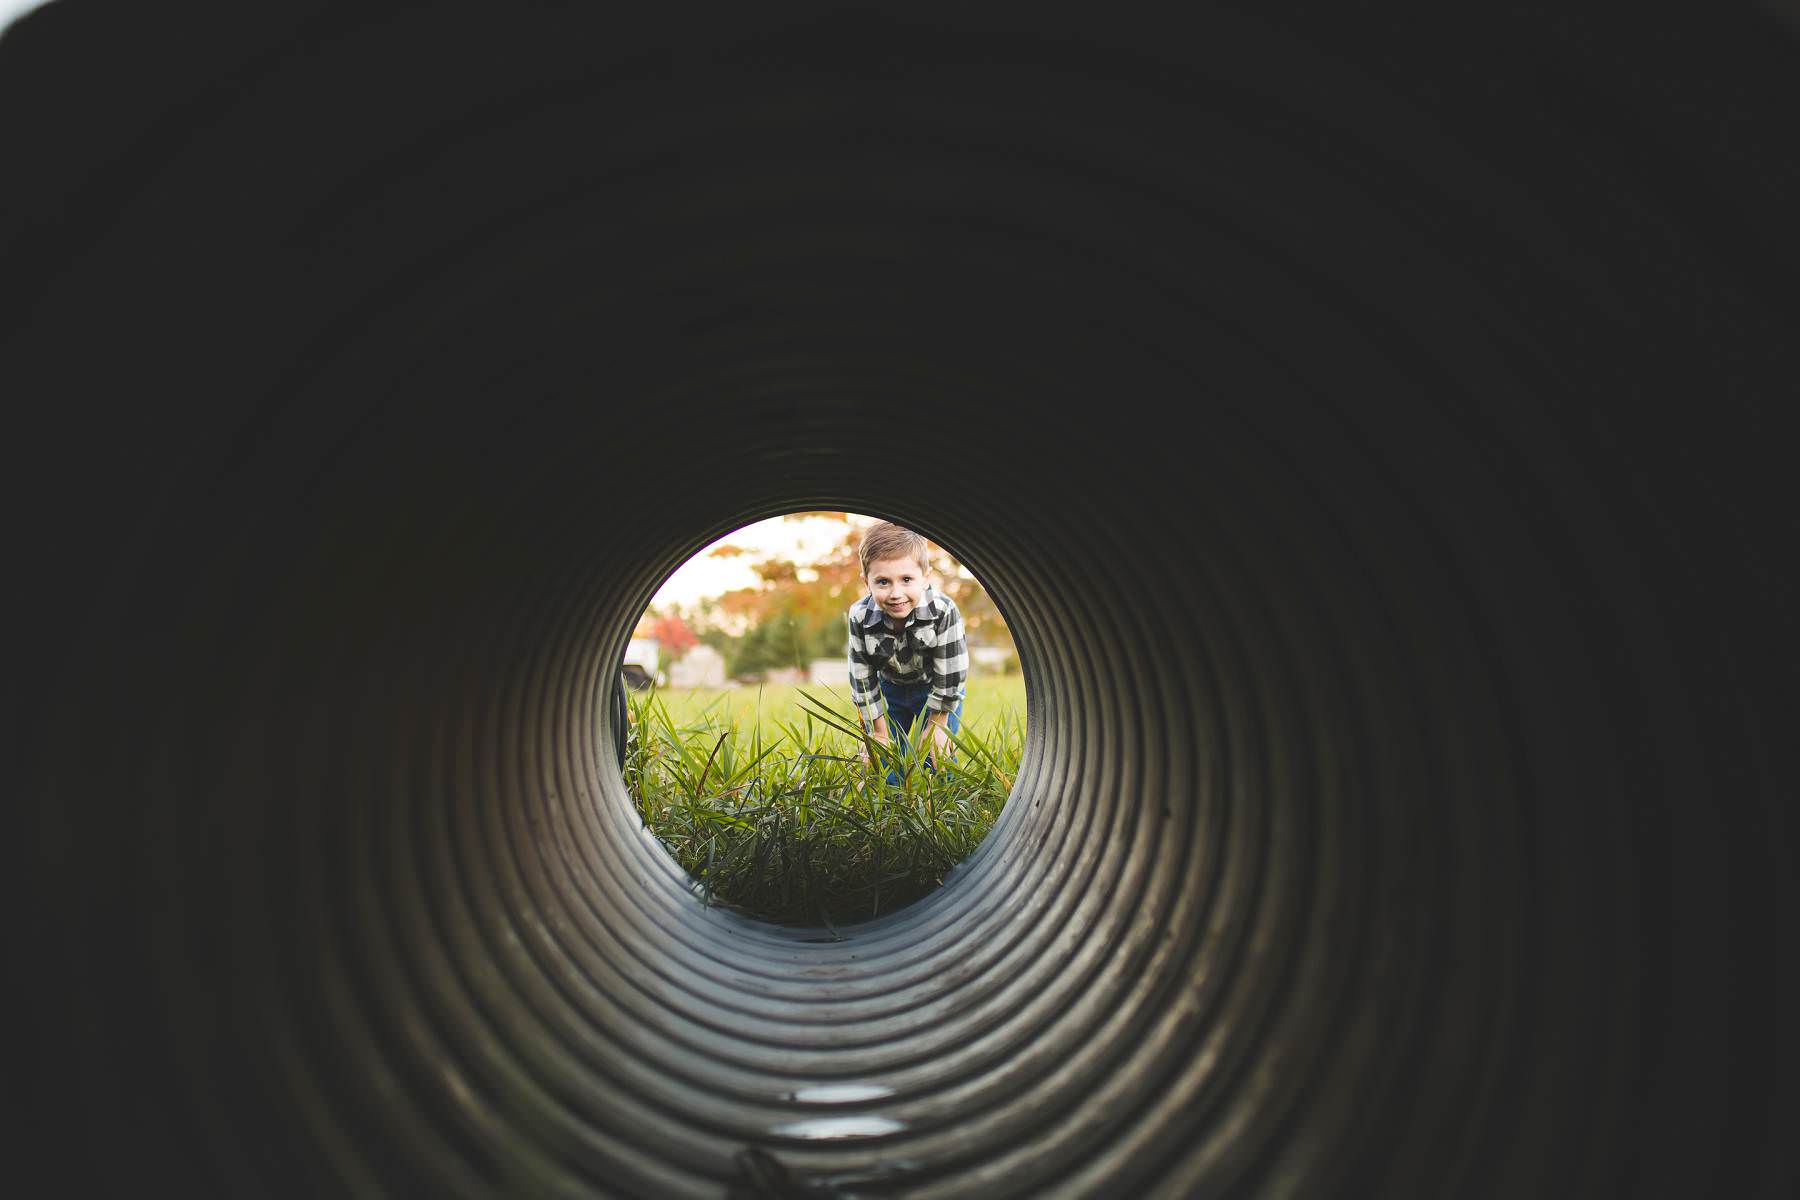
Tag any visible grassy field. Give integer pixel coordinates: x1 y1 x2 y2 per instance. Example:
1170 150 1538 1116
625 673 1027 927
641 673 1028 744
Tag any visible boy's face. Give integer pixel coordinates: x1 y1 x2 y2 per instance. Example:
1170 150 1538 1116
865 555 928 624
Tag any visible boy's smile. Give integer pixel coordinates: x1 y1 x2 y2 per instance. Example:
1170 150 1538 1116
865 554 928 625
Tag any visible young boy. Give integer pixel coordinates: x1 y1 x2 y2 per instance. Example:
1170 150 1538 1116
846 521 969 778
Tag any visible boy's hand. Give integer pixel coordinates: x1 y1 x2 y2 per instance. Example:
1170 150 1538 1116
928 722 954 761
858 730 890 766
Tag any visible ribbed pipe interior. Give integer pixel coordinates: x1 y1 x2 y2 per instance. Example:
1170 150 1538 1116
8 5 1790 1197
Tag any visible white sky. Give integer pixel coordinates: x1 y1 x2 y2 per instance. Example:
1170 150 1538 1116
649 512 867 610
0 1 44 33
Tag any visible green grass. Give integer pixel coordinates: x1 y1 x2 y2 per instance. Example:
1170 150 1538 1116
644 675 1027 742
624 676 1026 928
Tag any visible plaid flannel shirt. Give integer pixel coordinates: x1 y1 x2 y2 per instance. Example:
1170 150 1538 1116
846 586 968 724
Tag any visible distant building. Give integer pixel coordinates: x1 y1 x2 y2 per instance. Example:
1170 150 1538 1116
808 658 849 687
621 637 661 689
667 644 727 689
762 666 806 686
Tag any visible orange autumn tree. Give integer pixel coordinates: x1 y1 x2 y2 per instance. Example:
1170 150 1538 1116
641 611 697 659
709 519 862 677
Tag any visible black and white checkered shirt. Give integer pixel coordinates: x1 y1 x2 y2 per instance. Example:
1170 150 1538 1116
846 586 969 723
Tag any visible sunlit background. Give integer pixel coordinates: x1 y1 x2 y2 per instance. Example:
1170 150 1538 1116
651 512 854 609
634 511 1017 691
1 0 45 34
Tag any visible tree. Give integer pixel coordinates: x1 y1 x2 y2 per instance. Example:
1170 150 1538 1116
642 612 697 659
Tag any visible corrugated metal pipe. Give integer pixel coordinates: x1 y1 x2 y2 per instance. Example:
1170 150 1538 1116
7 5 1790 1196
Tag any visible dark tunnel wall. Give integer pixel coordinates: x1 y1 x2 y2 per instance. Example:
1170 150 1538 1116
6 3 1793 1196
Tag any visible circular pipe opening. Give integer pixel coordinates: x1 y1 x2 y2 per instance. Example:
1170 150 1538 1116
618 510 1026 927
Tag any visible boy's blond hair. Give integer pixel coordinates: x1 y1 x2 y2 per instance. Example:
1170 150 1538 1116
858 521 933 580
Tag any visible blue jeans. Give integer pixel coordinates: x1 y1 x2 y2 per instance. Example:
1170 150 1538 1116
879 679 962 784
